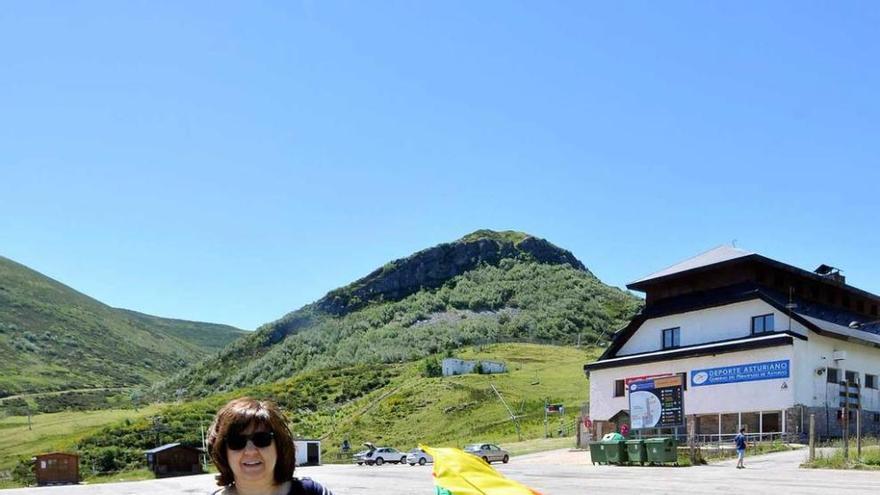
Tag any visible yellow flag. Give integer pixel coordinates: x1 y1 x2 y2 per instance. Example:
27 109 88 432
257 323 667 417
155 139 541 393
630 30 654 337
420 445 542 495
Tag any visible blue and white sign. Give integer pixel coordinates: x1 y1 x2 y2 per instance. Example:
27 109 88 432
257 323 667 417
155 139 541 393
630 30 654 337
691 360 789 387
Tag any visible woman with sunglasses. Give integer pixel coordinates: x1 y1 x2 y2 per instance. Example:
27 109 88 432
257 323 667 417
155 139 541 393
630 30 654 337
207 397 333 495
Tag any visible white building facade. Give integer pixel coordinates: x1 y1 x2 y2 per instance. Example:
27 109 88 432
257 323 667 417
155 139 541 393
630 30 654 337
584 246 880 440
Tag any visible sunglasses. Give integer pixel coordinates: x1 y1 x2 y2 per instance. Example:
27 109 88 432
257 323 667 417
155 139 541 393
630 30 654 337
226 431 274 450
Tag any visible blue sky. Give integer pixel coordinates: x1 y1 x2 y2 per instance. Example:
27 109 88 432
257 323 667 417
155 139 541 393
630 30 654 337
2 1 878 330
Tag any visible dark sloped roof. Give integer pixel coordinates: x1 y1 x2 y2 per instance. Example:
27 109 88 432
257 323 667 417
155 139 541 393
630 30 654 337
628 247 880 304
585 332 800 371
759 287 880 336
597 283 880 362
144 443 203 454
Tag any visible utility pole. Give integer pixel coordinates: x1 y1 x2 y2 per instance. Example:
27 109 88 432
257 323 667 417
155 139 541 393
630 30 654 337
543 399 548 438
490 384 522 441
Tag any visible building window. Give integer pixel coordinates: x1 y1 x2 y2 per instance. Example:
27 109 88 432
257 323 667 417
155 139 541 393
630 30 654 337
871 304 878 317
842 294 850 309
826 367 839 384
662 327 680 349
874 413 880 423
866 374 877 389
614 379 625 397
751 314 775 335
845 370 859 385
857 300 865 313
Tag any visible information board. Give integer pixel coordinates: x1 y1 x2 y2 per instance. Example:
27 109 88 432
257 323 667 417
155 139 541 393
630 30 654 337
628 375 685 429
690 360 790 387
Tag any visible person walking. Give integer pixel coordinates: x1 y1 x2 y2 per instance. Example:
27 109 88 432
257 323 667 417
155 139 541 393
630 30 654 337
734 428 747 469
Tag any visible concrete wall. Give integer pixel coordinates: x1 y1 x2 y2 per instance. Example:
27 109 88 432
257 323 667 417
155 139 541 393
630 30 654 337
619 300 796 356
442 358 506 376
792 332 880 410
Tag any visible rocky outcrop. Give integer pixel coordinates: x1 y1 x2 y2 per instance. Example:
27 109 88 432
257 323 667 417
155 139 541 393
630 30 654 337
316 230 589 315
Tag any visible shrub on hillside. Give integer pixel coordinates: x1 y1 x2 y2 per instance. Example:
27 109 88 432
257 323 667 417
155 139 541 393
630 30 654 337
80 446 144 473
422 356 442 377
11 457 35 486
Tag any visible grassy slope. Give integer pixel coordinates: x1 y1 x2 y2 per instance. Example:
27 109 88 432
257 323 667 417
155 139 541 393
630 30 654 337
0 344 596 485
0 406 162 472
158 260 639 398
0 256 247 396
114 309 246 353
325 344 598 451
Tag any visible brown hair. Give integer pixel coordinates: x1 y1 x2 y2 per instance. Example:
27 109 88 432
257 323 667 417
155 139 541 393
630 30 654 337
207 397 296 486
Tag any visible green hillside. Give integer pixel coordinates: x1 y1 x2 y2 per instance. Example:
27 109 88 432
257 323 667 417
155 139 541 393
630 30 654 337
1 343 595 478
0 256 247 397
157 230 641 398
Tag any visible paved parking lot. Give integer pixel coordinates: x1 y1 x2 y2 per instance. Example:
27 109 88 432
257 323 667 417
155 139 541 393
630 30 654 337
4 448 879 494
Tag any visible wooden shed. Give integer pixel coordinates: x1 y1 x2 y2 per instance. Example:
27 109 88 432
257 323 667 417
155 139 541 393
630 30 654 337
144 443 204 477
33 452 79 486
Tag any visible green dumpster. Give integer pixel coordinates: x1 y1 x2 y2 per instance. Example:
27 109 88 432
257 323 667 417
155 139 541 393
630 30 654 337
645 437 678 465
601 432 628 465
625 439 647 465
588 442 606 465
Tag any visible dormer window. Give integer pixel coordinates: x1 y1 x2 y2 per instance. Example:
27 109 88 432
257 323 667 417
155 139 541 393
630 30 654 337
751 314 775 335
662 327 680 349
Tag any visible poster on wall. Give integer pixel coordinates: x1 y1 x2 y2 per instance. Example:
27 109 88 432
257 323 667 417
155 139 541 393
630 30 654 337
628 375 685 429
690 360 790 387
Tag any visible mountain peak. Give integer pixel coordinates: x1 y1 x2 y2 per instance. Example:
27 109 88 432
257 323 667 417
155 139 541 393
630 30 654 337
316 229 588 315
457 229 531 245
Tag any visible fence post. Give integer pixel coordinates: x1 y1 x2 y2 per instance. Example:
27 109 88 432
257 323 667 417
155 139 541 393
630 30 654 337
842 380 849 461
809 414 815 462
856 409 861 459
688 414 697 465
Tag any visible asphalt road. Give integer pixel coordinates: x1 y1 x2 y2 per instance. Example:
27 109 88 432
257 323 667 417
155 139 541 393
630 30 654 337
4 448 879 494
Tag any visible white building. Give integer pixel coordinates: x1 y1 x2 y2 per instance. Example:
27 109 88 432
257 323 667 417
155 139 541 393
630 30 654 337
584 246 880 440
293 439 321 466
442 358 507 376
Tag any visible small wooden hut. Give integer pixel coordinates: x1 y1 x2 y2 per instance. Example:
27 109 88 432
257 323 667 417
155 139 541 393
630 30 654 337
144 443 203 477
33 452 79 486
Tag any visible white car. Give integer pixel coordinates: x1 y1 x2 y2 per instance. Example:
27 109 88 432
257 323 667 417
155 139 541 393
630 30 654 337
463 443 510 464
406 448 433 466
352 443 375 465
363 446 407 466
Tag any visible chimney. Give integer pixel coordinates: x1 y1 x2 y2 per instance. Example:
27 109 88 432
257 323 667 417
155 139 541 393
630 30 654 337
814 264 845 284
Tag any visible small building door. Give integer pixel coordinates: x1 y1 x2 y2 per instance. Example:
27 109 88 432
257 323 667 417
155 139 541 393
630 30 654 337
307 442 320 465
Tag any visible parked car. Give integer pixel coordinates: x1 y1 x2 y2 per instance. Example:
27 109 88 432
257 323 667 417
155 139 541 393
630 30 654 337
463 443 510 464
363 445 407 466
353 442 375 465
406 448 433 466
